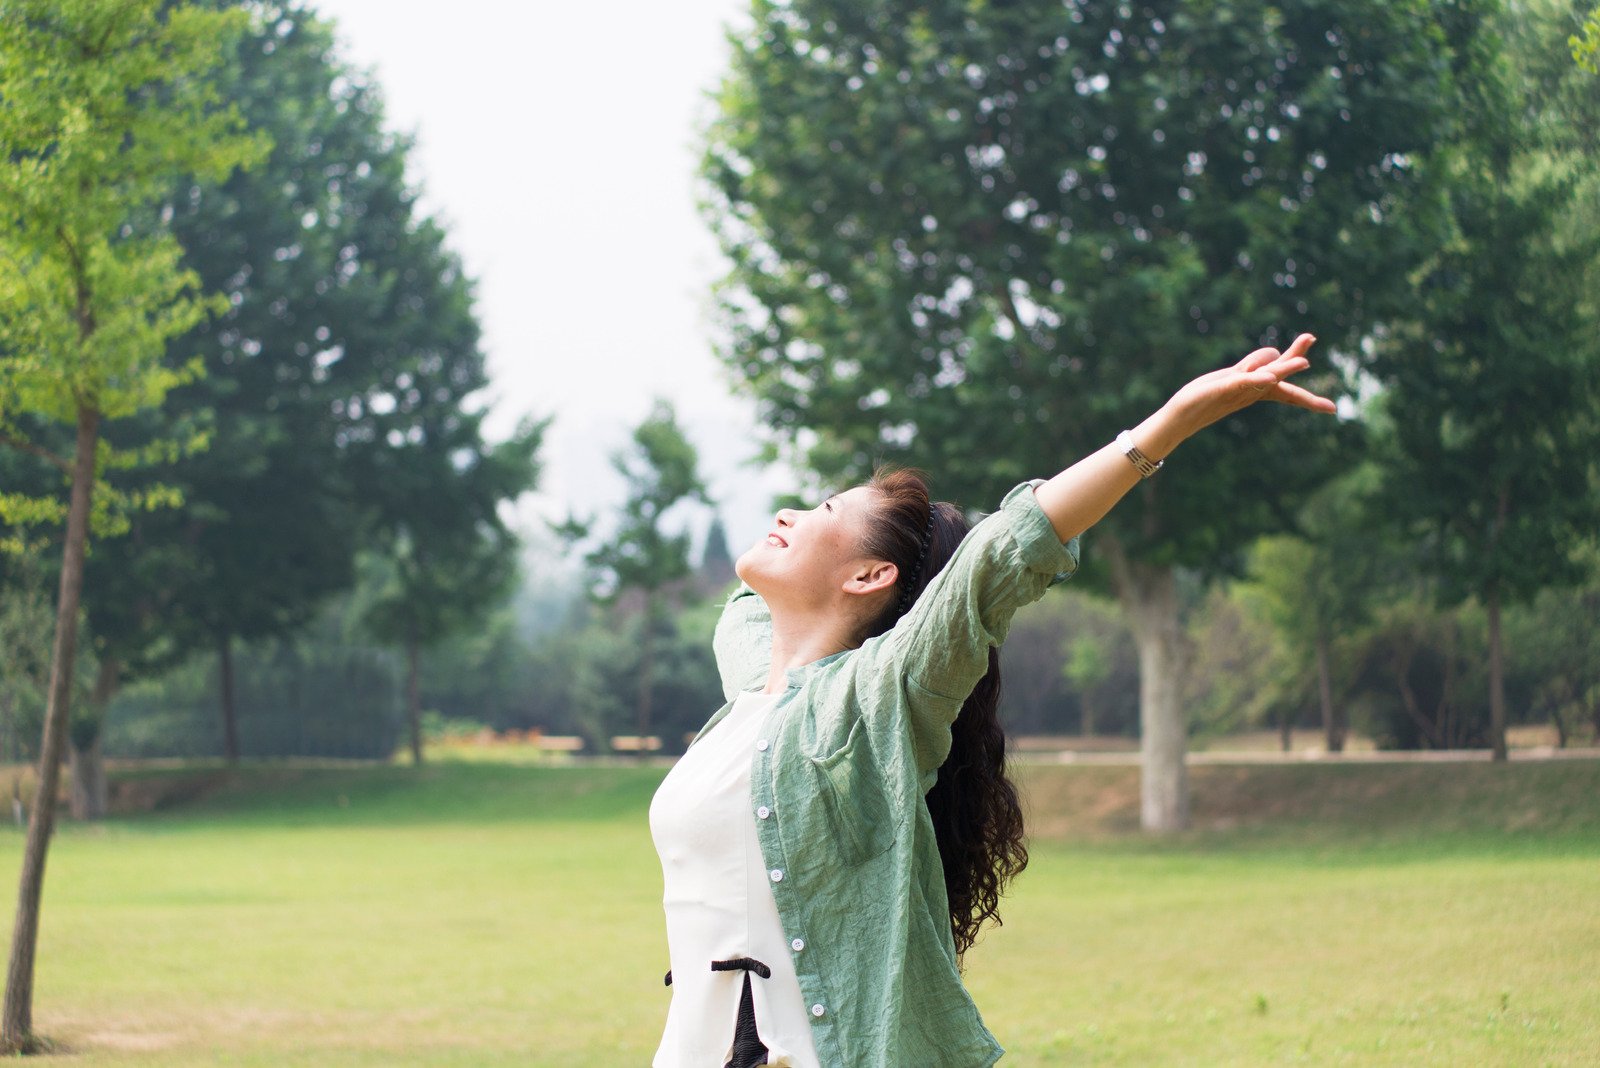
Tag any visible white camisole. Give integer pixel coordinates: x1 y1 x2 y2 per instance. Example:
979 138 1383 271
649 689 822 1067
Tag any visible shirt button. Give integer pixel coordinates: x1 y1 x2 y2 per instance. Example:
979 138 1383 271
756 806 771 820
811 1003 826 1018
790 937 805 952
769 869 784 883
756 739 770 751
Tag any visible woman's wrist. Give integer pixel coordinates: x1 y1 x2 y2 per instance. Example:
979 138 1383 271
1128 403 1194 463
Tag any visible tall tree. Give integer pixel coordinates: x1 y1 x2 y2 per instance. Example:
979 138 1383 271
1372 0 1600 761
568 401 709 740
77 1 494 775
360 398 546 764
704 0 1481 828
699 515 738 592
0 0 265 1048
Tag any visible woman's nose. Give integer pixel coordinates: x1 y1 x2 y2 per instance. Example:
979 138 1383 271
775 508 796 528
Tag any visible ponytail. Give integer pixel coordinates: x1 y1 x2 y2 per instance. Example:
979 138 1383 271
858 468 1028 959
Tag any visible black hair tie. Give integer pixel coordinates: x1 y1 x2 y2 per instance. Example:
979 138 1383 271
895 507 936 617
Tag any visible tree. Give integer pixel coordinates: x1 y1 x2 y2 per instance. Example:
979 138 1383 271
1373 189 1599 761
704 0 1481 829
567 401 709 740
0 0 265 1049
699 515 738 592
1234 465 1383 751
1502 546 1600 747
75 1 501 776
1346 593 1492 750
360 403 546 764
1371 1 1600 761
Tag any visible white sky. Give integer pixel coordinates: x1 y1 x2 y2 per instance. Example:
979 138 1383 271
310 0 797 559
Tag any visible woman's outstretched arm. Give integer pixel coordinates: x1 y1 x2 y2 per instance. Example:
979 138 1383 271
1034 332 1336 542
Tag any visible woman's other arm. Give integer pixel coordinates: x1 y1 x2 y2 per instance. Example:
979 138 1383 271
1034 333 1335 542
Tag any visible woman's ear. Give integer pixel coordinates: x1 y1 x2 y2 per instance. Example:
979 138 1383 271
843 560 898 597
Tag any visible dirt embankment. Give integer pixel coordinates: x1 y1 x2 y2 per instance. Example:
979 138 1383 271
1018 759 1600 840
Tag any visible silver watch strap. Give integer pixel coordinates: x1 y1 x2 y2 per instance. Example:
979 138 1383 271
1117 429 1163 478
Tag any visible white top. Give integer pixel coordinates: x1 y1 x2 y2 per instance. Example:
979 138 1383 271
649 689 821 1068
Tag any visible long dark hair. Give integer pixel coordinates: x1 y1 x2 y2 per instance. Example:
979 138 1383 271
855 467 1028 960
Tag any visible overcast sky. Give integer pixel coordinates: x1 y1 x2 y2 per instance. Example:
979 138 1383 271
311 0 797 559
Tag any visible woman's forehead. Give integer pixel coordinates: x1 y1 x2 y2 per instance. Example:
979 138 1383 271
827 485 879 511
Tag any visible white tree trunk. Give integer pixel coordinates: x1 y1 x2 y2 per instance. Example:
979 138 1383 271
1105 536 1189 833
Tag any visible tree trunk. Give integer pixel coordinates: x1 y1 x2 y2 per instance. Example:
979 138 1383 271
1315 625 1344 753
3 402 100 1053
218 633 239 763
0 693 14 766
1279 709 1293 753
1487 587 1507 762
1393 640 1443 749
69 656 119 822
67 737 106 823
1080 694 1096 738
1106 538 1188 833
636 599 657 740
406 635 423 766
1439 616 1459 748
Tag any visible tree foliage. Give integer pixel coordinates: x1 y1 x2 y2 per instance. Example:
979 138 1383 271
0 0 266 541
566 400 710 738
703 0 1475 555
577 400 710 601
1573 3 1600 72
65 2 532 767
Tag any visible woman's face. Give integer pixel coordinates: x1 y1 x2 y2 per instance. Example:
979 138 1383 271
735 485 886 607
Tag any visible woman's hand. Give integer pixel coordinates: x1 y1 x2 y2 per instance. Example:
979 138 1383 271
1161 333 1336 440
1033 331 1339 542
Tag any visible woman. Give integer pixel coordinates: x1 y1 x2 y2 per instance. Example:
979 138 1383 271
650 334 1335 1066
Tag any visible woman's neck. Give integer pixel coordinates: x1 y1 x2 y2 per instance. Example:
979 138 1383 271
761 605 858 694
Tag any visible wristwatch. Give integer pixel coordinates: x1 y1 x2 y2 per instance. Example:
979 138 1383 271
1117 429 1163 479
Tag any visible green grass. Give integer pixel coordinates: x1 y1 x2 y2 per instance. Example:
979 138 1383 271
2 758 1597 1065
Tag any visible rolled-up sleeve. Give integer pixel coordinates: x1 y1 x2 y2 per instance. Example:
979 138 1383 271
859 480 1079 772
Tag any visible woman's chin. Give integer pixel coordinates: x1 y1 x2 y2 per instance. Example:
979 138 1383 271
735 548 785 593
733 550 763 587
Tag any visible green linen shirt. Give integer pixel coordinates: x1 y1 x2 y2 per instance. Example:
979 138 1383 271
687 480 1080 1066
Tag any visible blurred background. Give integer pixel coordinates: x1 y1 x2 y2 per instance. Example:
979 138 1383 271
0 0 1597 1064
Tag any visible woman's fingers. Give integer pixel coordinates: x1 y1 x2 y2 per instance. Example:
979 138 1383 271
1269 379 1337 412
1242 369 1277 392
1238 346 1281 372
1182 331 1333 425
1238 333 1316 373
1285 332 1317 359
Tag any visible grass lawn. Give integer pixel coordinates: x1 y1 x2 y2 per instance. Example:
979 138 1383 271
1 757 1597 1065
